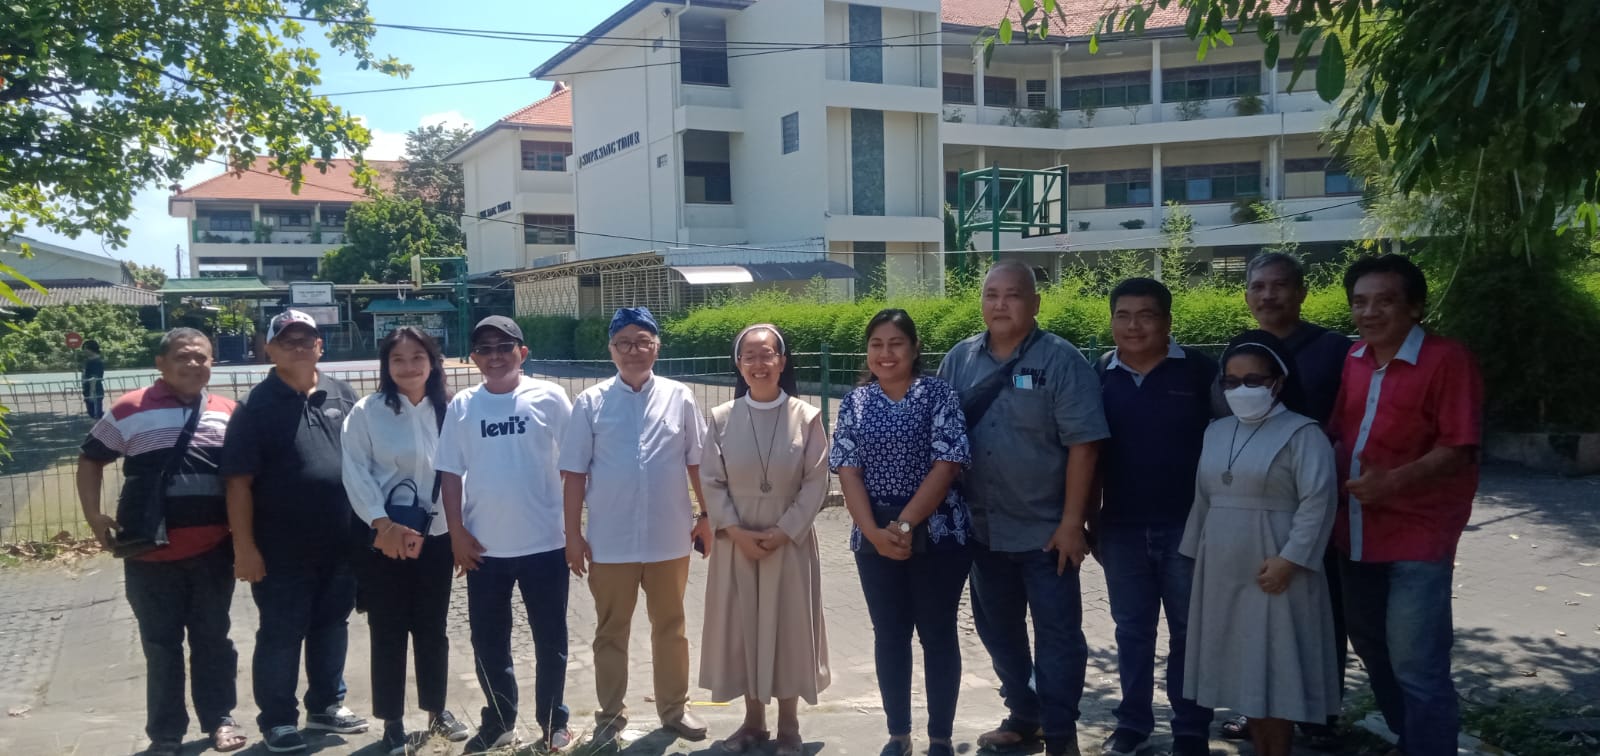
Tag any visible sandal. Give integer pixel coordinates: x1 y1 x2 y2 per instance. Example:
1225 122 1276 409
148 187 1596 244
1219 714 1250 740
212 717 248 752
775 731 804 756
720 724 770 754
978 718 1043 752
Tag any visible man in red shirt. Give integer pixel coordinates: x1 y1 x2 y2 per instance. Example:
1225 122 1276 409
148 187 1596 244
1329 255 1483 756
77 328 246 756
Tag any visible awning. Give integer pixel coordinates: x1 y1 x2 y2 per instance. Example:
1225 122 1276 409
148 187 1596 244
362 298 458 314
670 261 859 285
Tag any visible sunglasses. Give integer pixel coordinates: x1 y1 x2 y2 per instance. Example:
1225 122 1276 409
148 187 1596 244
471 342 521 356
1220 374 1279 390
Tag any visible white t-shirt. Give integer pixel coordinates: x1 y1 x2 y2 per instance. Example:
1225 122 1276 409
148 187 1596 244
435 376 572 558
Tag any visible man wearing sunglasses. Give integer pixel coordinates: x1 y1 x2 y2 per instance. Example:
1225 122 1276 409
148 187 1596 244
221 309 367 753
436 315 576 753
560 306 713 747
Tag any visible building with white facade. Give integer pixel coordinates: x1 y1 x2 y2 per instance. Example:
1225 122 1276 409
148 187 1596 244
512 0 1369 315
448 84 579 276
167 158 401 282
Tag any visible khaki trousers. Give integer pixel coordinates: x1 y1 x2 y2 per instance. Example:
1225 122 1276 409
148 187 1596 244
588 556 691 727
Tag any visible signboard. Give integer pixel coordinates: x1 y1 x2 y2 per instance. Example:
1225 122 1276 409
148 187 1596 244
372 313 449 348
289 281 335 305
297 305 340 325
476 200 512 219
578 131 641 169
65 331 83 349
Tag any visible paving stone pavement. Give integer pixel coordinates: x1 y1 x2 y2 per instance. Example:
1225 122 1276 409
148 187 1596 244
0 465 1594 756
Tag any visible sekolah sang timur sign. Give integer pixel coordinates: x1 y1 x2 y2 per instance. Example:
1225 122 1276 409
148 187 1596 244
578 131 641 169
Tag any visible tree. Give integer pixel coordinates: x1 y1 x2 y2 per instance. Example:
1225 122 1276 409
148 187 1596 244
394 123 476 221
122 261 167 290
988 1 1600 235
1 0 411 246
0 302 156 372
317 195 463 284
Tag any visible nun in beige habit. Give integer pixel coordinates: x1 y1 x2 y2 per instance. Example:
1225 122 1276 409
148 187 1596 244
699 324 831 756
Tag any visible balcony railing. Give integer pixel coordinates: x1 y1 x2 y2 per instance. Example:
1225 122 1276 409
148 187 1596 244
942 91 1320 131
193 229 345 245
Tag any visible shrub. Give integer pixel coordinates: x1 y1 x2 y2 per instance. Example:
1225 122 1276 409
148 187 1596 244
0 302 155 372
516 316 577 359
1170 285 1257 346
573 317 612 360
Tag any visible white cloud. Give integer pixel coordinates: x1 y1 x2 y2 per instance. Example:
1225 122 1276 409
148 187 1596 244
420 110 475 130
363 127 409 161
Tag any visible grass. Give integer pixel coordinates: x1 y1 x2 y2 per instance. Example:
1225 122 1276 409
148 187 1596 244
1461 695 1599 756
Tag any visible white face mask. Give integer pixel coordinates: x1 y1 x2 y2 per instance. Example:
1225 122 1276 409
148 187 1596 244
1225 385 1278 422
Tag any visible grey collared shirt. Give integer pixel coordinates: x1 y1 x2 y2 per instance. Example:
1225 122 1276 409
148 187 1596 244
937 328 1110 551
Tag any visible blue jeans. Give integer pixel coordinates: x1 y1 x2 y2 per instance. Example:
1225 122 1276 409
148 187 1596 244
466 549 570 735
1098 523 1212 740
124 545 237 741
970 542 1089 754
250 556 357 731
1341 558 1458 756
855 548 972 740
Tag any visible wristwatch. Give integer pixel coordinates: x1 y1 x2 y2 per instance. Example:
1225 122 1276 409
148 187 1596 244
893 520 912 534
692 511 708 522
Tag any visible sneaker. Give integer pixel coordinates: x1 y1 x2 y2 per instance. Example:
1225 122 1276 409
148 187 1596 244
1170 735 1209 756
306 705 369 734
1102 730 1148 756
543 727 574 752
464 725 520 755
429 710 470 742
380 721 429 756
263 725 307 753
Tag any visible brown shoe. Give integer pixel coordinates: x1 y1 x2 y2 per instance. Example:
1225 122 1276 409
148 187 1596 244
666 710 708 741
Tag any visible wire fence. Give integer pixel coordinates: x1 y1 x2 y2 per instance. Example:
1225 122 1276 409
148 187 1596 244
0 343 1227 544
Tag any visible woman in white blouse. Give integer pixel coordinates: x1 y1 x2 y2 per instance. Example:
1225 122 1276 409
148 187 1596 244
341 327 469 754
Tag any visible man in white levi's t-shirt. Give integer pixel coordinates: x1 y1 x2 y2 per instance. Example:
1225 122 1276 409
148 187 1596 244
436 316 574 754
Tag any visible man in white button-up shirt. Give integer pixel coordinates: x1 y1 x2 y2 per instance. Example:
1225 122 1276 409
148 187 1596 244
560 306 713 747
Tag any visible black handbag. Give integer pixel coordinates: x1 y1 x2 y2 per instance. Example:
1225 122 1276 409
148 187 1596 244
109 394 204 559
377 477 438 540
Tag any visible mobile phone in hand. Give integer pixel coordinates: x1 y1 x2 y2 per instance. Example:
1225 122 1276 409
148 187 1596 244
692 534 707 556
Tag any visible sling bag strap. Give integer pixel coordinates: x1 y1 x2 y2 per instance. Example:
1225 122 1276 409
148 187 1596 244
960 328 1044 431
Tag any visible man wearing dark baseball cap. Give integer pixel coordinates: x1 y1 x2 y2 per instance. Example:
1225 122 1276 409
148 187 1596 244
472 315 523 343
221 308 368 751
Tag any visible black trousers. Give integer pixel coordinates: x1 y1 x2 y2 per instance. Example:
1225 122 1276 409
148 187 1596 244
357 533 454 722
124 544 238 741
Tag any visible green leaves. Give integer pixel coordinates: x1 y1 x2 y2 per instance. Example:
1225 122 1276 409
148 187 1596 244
1315 33 1346 101
998 17 1013 45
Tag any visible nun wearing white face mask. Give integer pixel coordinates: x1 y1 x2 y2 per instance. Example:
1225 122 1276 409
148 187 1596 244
1177 332 1341 756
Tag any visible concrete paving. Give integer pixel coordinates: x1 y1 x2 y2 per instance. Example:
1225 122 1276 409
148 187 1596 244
0 466 1595 756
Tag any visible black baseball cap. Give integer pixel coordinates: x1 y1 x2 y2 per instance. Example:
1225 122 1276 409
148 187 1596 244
472 315 523 343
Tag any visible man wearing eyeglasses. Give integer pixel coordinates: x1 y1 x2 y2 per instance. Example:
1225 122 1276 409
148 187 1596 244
436 316 576 753
559 306 713 747
1092 278 1221 756
221 309 367 753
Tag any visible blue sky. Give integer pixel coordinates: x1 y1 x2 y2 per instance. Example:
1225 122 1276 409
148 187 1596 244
22 0 618 275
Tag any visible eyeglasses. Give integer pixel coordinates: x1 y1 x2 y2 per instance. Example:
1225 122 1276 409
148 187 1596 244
471 342 521 356
611 339 659 354
273 336 319 351
1220 374 1279 390
738 352 781 366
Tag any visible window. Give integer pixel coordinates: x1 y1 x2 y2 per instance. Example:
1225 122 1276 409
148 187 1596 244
260 257 319 284
1026 80 1048 109
523 214 575 245
848 5 883 84
781 112 800 154
1061 72 1151 110
684 161 732 204
207 212 251 232
681 17 730 87
521 141 571 172
945 171 961 204
264 210 310 228
943 72 975 104
320 209 347 228
1324 167 1365 195
985 76 1018 107
1161 62 1261 101
1075 169 1152 207
1162 162 1262 202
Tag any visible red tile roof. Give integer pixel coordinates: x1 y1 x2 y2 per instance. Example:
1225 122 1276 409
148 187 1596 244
498 85 572 129
941 0 1288 34
171 157 402 204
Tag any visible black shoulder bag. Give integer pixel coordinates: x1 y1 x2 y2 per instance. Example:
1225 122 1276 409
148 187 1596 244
110 395 204 558
959 328 1044 431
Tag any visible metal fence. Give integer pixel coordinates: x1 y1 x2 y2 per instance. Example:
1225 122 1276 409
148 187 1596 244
0 343 1226 544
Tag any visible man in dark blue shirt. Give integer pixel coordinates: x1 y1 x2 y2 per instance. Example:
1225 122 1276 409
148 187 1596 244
1223 252 1353 749
1094 278 1219 756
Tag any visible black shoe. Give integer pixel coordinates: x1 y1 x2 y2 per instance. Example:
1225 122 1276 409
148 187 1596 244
590 721 625 749
429 710 470 742
263 725 307 753
879 739 911 756
1218 715 1249 741
305 705 369 734
380 721 429 756
1170 735 1209 756
464 725 520 754
1101 729 1148 756
929 741 956 756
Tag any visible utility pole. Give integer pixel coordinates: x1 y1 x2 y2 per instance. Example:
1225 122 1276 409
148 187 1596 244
174 244 182 277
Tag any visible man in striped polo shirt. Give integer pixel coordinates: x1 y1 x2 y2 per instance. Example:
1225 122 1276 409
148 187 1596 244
77 327 247 756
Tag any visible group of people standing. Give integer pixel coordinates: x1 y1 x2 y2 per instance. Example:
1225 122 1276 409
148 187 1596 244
78 251 1481 756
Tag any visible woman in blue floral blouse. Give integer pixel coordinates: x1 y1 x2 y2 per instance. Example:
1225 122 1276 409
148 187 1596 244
829 308 973 756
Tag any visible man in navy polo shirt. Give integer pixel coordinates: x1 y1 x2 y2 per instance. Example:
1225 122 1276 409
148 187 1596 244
222 310 367 753
1094 278 1220 756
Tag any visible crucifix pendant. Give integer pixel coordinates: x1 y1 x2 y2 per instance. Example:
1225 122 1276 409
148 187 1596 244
1221 470 1234 485
760 480 772 493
